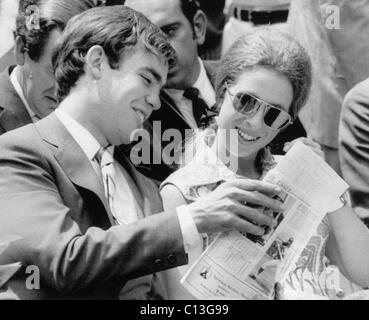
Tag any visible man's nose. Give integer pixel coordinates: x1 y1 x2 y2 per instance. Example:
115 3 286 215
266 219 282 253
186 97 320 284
147 90 161 111
48 81 57 97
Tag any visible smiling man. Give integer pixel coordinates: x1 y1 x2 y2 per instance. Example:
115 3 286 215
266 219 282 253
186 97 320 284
0 5 284 300
125 0 219 182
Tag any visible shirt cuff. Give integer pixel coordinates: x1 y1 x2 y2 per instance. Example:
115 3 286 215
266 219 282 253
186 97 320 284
176 205 203 255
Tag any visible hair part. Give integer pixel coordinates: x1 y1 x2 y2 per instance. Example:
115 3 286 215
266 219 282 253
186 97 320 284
215 28 312 120
52 5 177 101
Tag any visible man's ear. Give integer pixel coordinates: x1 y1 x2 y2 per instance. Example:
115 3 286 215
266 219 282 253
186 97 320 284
84 45 106 79
15 36 26 65
193 10 207 46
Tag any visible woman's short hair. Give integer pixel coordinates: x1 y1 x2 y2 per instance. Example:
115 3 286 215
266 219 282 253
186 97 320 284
52 5 177 101
215 28 312 120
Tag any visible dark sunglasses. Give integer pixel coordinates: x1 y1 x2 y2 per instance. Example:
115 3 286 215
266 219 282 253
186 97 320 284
225 83 293 130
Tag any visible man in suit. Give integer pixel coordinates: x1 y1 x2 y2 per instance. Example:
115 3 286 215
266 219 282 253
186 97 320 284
0 0 119 135
0 5 282 299
339 78 369 227
125 0 219 182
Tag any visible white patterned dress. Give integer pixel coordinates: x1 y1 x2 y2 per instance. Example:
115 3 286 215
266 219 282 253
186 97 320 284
161 144 336 299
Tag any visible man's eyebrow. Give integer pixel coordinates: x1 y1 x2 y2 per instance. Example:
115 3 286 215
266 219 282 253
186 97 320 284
141 67 164 86
161 22 179 31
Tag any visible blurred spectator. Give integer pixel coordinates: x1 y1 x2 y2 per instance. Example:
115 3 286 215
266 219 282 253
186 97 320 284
222 0 290 54
288 0 369 174
340 78 369 225
198 0 226 60
0 0 109 72
0 0 109 135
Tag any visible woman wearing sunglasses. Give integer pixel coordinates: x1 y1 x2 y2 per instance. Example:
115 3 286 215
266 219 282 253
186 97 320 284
159 29 369 299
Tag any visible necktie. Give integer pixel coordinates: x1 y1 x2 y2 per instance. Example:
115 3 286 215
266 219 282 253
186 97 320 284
95 146 138 225
183 87 218 128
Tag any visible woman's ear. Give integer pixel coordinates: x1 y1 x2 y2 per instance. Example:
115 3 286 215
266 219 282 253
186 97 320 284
15 36 26 66
84 45 106 80
193 10 207 46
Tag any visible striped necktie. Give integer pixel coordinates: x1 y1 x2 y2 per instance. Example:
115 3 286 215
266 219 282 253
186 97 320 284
95 146 138 225
183 87 218 128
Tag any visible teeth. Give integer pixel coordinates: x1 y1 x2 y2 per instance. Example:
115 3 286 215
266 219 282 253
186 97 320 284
237 129 259 142
136 110 145 122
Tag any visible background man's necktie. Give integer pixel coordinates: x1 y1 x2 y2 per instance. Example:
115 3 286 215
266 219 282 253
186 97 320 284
95 146 138 225
183 87 218 128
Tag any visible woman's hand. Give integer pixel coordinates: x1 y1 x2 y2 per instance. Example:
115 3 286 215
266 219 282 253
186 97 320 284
283 137 325 159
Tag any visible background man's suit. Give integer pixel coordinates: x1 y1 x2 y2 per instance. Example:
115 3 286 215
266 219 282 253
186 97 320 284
0 113 187 299
131 60 219 182
339 77 369 226
0 66 32 134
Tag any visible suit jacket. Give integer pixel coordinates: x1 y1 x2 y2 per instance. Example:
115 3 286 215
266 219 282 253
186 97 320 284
0 65 32 135
0 113 187 299
339 77 369 226
130 60 219 182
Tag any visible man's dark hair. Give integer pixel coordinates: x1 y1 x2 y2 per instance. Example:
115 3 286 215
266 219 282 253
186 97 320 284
180 0 201 27
15 0 124 62
52 5 177 101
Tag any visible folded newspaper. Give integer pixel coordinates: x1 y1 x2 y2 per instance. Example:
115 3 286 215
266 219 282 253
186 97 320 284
180 141 349 300
0 236 22 288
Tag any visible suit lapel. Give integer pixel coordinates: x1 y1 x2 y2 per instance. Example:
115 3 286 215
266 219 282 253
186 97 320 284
35 113 115 225
0 66 32 131
158 91 190 130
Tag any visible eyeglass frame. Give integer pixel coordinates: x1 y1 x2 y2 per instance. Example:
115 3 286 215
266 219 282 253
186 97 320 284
224 82 293 130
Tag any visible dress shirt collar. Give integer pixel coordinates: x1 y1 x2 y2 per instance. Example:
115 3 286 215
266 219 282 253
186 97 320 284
55 108 103 162
192 58 216 107
165 58 215 106
10 66 39 122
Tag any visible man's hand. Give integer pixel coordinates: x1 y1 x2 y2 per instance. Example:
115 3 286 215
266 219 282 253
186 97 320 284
283 137 324 159
186 178 283 235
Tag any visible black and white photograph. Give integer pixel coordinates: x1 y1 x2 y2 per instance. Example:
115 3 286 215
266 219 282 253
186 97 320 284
0 0 369 304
